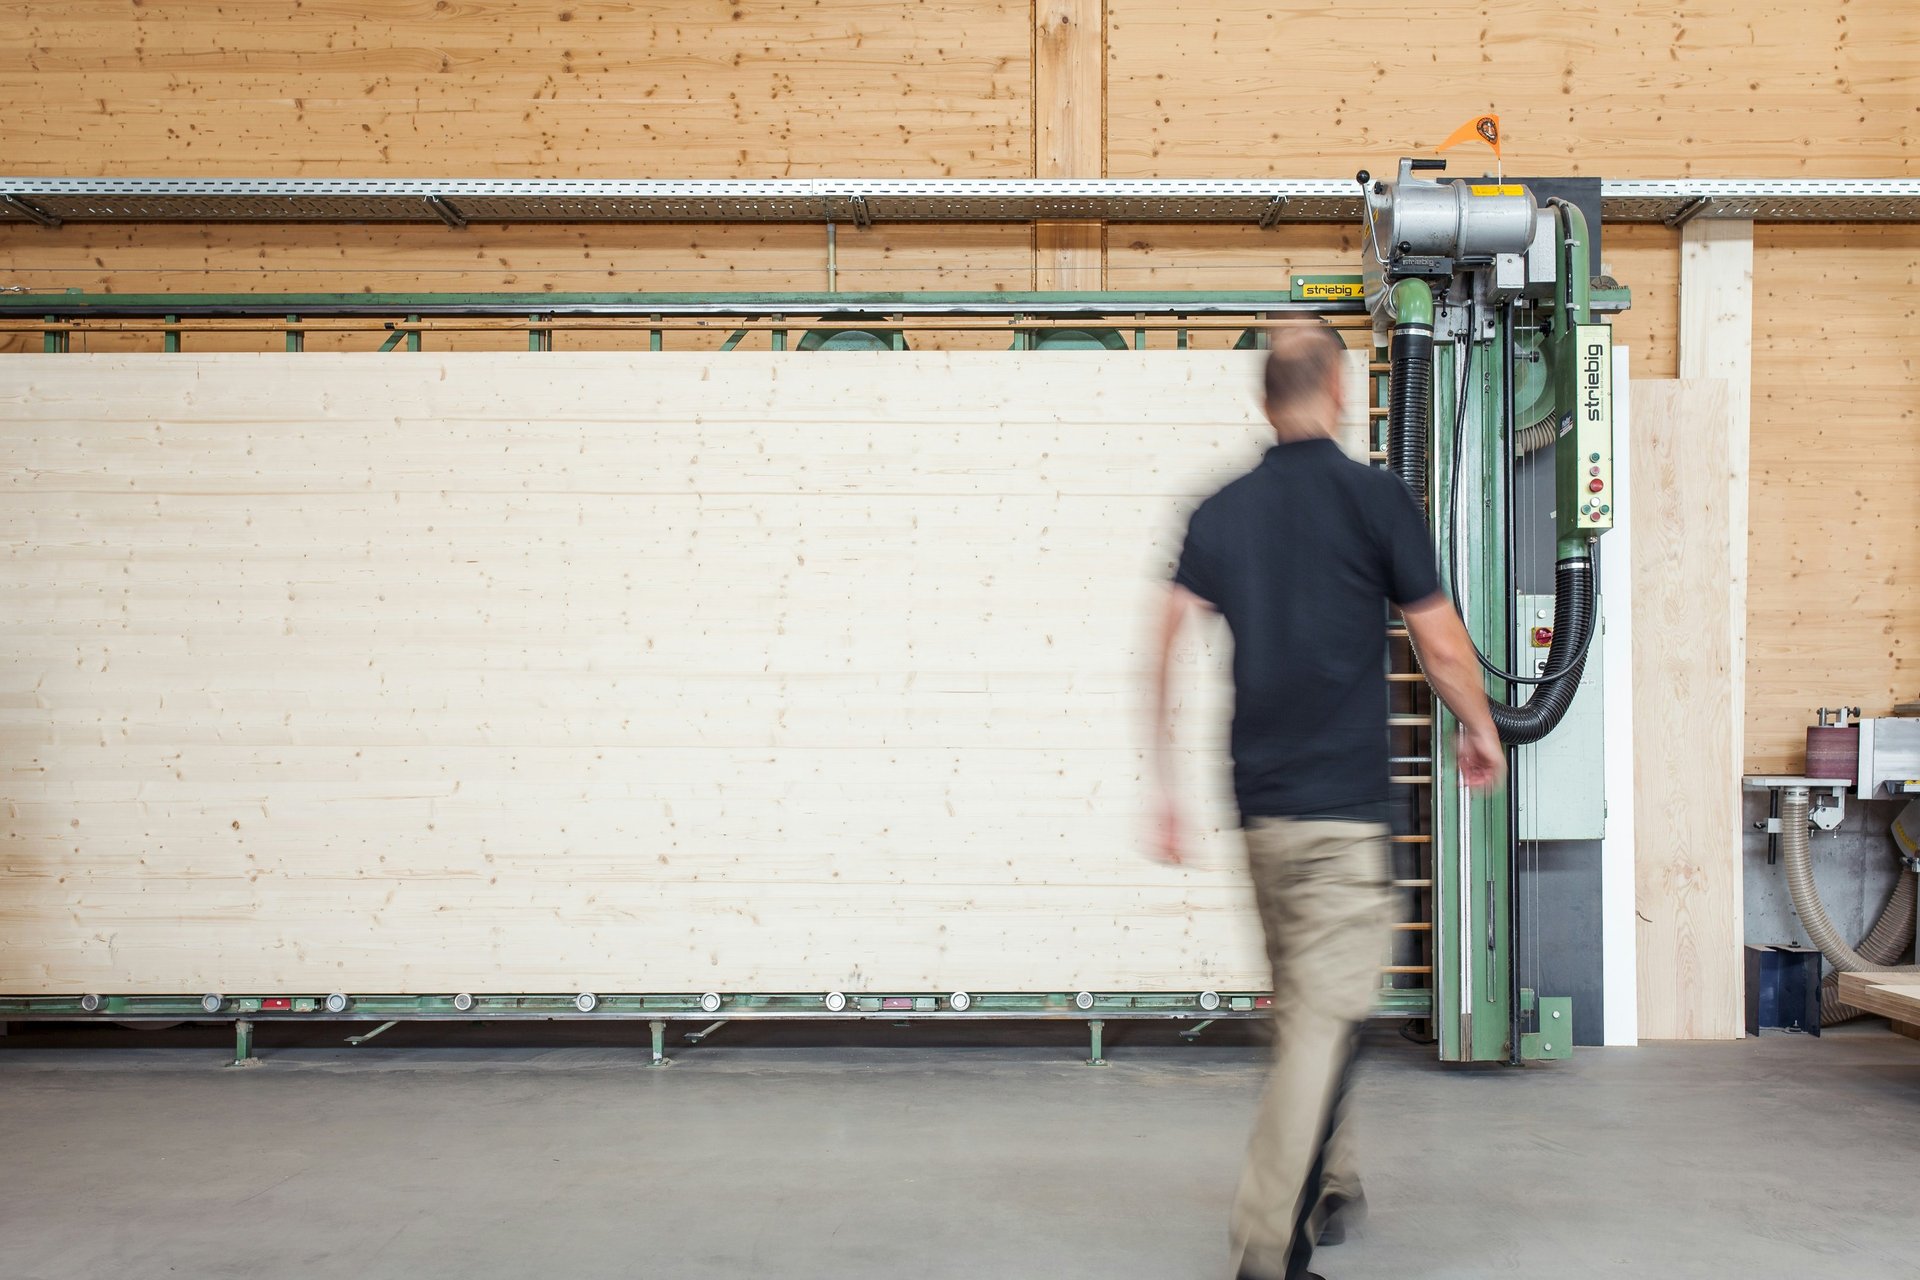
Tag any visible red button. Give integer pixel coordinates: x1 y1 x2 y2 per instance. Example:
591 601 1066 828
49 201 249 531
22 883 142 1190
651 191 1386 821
1588 478 1605 492
1590 511 1603 522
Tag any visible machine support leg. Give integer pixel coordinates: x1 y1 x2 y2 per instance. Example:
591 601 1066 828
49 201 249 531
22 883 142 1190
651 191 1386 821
1086 1019 1108 1067
648 1019 671 1069
685 1020 727 1044
231 1019 258 1068
345 1020 398 1046
1179 1018 1215 1042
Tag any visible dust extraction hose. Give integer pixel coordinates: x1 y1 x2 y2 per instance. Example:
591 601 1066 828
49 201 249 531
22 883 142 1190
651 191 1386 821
1485 556 1594 746
1387 320 1434 510
1780 790 1920 1017
1385 302 1592 747
1821 870 1916 1024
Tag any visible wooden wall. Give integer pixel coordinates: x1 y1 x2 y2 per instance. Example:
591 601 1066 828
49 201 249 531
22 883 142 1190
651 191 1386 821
4 0 1887 359
1746 226 1920 769
0 351 1281 995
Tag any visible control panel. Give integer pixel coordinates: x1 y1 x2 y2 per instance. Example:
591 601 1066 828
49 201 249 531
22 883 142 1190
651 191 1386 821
1557 323 1614 537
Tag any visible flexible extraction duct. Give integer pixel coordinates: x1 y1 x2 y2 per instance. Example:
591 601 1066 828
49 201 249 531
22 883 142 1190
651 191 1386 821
1383 276 1590 746
1485 557 1594 745
1780 790 1920 1002
1385 281 1435 511
1820 869 1916 1024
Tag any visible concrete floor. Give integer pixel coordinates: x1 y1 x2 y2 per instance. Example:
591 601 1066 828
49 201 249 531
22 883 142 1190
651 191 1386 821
2 1021 1917 1280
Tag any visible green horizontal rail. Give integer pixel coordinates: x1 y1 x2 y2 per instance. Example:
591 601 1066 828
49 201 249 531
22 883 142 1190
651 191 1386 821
0 290 1358 319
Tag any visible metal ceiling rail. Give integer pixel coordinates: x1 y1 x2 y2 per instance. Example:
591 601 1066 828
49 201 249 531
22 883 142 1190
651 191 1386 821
1 178 1917 228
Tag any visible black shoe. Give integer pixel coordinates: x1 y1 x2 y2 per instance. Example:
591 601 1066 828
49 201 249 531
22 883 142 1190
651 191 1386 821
1316 1190 1367 1247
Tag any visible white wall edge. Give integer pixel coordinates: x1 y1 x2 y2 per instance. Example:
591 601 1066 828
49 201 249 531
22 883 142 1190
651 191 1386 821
1601 345 1640 1046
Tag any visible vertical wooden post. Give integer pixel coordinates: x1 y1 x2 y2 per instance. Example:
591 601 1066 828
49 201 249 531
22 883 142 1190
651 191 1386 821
1034 0 1104 291
1677 219 1753 1037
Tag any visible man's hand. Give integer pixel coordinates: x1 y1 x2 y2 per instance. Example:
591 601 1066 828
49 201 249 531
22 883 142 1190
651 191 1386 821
1151 793 1188 866
1401 595 1508 794
1456 724 1507 791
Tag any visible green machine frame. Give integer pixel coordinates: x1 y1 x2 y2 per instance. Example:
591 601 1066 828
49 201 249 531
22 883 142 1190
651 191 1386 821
1369 174 1624 1063
0 271 1622 1064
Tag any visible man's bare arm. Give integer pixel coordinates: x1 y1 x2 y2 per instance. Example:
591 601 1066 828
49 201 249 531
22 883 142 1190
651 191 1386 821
1149 584 1208 862
1399 593 1507 790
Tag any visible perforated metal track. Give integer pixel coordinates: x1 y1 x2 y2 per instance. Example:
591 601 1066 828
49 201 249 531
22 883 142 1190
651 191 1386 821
2 178 1916 226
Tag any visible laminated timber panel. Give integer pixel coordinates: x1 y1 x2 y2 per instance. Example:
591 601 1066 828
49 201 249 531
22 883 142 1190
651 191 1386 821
1745 225 1920 770
0 351 1281 995
1104 0 1920 180
0 1 1034 178
1631 378 1743 1040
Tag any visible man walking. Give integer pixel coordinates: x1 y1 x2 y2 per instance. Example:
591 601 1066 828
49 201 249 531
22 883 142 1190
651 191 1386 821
1150 326 1505 1280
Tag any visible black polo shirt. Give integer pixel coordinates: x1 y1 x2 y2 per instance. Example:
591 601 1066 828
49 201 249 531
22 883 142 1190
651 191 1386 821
1173 437 1442 822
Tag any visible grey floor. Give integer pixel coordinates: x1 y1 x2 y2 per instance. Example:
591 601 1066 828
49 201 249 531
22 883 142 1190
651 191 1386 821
3 1020 1917 1280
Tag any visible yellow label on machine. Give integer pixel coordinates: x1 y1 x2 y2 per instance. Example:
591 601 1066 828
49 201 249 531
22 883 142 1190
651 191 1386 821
1297 281 1365 300
1469 184 1525 196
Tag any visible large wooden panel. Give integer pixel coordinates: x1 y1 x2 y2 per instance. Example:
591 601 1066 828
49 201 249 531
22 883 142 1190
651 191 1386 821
1631 378 1743 1040
1747 225 1920 771
0 351 1288 995
1106 0 1919 179
0 1 1032 177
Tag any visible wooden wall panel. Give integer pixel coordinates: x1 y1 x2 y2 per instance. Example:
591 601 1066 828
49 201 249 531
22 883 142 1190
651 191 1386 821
1632 378 1743 1040
0 350 1289 995
1746 225 1920 770
1034 0 1106 289
0 1 1033 177
1105 0 1919 179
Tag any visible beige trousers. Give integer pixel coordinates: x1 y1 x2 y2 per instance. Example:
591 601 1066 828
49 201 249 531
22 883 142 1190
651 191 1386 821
1229 817 1393 1280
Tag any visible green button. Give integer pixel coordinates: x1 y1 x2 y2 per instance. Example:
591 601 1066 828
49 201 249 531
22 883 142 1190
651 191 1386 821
1589 452 1601 462
1600 504 1610 514
1581 503 1592 514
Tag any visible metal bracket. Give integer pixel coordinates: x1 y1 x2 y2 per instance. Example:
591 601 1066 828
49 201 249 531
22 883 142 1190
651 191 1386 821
424 195 468 230
0 194 62 228
1258 195 1289 229
345 1019 398 1046
648 1019 672 1068
230 1018 260 1068
1664 195 1713 229
847 194 874 230
1086 1019 1108 1067
1809 786 1847 831
1519 996 1573 1061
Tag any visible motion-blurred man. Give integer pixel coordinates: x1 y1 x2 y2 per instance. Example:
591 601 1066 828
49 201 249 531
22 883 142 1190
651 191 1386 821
1150 326 1504 1280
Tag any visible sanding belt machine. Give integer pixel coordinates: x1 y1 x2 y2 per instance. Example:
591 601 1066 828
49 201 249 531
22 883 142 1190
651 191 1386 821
1362 158 1620 1062
1748 707 1920 1027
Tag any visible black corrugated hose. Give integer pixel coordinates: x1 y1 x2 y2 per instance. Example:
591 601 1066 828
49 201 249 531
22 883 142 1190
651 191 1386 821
1486 555 1593 745
1387 306 1594 746
1387 322 1434 509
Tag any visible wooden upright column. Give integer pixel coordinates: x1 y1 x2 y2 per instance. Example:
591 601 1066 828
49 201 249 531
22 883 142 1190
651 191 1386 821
1034 0 1104 291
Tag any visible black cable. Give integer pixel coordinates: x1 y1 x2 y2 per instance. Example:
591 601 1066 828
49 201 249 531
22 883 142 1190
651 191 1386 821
1442 298 1598 687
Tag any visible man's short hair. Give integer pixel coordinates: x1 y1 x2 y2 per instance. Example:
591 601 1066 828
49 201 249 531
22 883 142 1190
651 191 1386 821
1262 325 1347 410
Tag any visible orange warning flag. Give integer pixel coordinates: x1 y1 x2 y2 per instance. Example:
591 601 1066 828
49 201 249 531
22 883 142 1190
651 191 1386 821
1437 114 1502 160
